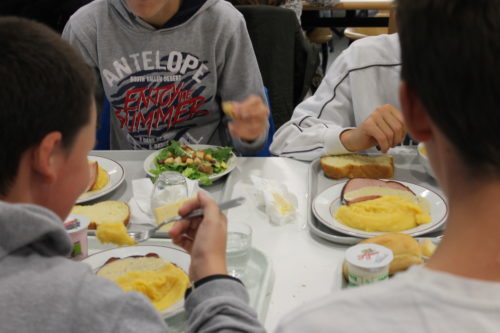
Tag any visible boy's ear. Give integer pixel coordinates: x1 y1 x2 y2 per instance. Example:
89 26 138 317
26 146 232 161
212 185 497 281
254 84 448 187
399 81 433 142
31 132 63 181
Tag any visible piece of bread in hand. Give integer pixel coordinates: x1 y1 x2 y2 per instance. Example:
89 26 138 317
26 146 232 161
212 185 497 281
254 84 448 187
71 201 130 230
221 101 235 118
320 154 394 179
343 233 423 280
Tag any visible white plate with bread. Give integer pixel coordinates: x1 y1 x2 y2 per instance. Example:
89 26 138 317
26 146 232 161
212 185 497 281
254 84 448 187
313 180 448 238
77 156 125 204
83 245 190 318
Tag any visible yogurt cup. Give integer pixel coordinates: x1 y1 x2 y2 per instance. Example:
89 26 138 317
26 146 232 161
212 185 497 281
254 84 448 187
345 243 393 287
64 214 90 260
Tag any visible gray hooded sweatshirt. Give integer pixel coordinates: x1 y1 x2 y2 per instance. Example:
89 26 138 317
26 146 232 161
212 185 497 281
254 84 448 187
0 201 265 332
63 0 267 153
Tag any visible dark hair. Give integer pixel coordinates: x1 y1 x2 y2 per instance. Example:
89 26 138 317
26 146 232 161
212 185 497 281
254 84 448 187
397 0 500 172
0 17 95 195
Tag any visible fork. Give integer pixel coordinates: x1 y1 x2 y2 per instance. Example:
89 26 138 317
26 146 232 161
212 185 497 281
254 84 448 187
127 196 246 243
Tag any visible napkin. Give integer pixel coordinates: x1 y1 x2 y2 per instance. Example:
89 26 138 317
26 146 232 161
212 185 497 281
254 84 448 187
128 177 200 227
250 175 297 225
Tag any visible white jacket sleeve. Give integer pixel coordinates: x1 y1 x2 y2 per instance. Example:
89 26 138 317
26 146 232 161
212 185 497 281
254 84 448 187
269 49 356 161
270 34 402 161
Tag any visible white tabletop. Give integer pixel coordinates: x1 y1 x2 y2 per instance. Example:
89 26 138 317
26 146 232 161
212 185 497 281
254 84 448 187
219 157 349 331
90 148 438 331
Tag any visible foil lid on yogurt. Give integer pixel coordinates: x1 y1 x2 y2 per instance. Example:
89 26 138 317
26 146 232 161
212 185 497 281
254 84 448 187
345 243 394 270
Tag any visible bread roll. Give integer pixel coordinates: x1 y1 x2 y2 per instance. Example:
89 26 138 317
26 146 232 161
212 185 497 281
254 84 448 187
71 201 130 230
320 154 394 179
343 233 423 280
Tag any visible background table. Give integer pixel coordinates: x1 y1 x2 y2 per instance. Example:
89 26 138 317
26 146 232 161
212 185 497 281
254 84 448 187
302 0 394 28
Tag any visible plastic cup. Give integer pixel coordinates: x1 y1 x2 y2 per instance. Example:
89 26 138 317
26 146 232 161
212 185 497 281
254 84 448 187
226 223 252 278
345 243 393 287
64 214 90 260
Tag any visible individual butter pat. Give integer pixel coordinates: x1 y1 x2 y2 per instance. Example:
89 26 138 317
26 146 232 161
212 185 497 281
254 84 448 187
335 196 431 232
154 197 194 232
114 263 190 311
272 192 294 216
96 222 135 246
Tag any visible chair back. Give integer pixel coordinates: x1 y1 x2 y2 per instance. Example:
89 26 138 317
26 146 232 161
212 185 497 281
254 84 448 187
235 5 319 129
95 97 110 150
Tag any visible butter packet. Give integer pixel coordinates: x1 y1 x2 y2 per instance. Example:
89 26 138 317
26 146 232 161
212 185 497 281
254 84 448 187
250 175 297 225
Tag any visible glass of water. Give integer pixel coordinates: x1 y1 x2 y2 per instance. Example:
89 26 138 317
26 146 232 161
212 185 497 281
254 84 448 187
226 223 252 278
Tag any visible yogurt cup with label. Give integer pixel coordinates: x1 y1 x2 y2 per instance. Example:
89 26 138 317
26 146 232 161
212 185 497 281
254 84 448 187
64 214 90 260
345 243 393 287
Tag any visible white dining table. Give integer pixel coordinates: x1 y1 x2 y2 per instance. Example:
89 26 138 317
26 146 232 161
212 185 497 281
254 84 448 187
89 147 440 332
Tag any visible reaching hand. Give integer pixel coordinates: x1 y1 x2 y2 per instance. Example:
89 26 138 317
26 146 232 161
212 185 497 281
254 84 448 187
226 95 269 141
340 104 406 153
169 191 228 282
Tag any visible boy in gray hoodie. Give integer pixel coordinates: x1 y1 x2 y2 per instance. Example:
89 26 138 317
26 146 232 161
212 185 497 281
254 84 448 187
63 0 269 153
0 17 265 333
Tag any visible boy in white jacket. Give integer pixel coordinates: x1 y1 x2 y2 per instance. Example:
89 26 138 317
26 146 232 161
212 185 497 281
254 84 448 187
270 33 406 161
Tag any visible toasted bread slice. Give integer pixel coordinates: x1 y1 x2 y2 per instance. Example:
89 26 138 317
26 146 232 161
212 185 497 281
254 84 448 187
320 154 394 179
71 201 130 230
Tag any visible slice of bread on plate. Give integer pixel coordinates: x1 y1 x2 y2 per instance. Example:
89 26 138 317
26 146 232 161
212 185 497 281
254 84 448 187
97 255 165 280
320 154 394 179
71 201 130 230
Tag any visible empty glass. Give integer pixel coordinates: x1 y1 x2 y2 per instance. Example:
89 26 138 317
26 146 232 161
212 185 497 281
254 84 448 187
226 223 252 278
151 171 189 222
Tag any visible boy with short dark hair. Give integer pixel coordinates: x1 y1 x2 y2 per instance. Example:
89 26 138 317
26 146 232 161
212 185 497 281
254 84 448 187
275 0 500 330
0 17 262 333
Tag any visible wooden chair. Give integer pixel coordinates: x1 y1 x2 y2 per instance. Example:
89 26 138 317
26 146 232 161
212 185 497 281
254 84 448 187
307 27 333 73
344 7 397 41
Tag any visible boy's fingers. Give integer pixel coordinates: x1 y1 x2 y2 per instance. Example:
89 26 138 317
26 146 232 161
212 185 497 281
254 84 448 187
178 197 201 216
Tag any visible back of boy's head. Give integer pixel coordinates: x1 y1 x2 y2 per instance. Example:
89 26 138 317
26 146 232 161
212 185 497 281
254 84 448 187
397 0 500 173
0 17 95 195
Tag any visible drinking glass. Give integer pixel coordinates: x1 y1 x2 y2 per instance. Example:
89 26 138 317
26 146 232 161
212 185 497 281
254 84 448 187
151 171 189 222
226 223 252 278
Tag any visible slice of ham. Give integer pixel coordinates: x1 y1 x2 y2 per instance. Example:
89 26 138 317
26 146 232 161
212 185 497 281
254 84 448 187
340 178 415 205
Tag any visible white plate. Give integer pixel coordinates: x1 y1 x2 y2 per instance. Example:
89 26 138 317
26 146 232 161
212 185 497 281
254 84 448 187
77 156 125 204
143 144 237 183
312 180 448 238
82 245 190 318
